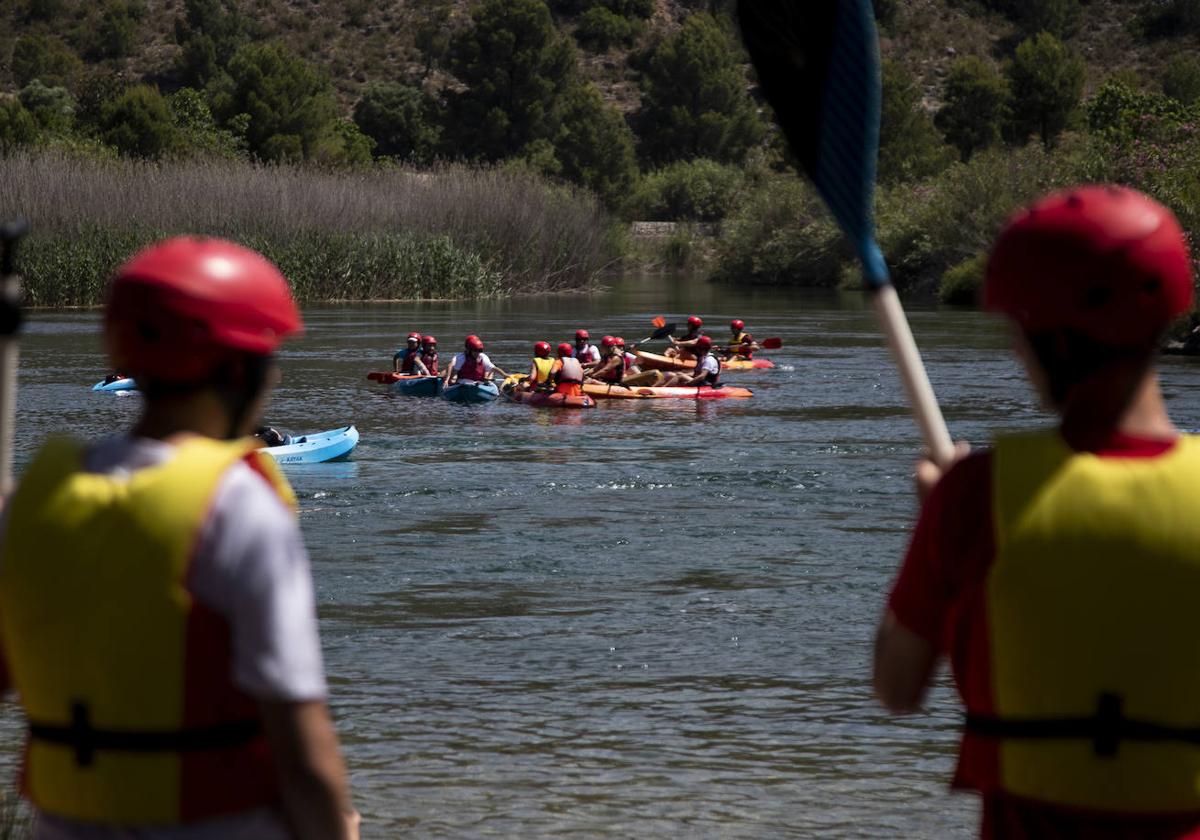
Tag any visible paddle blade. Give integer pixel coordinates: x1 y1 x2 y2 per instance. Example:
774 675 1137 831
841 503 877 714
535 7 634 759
760 337 782 349
652 316 666 328
738 0 889 288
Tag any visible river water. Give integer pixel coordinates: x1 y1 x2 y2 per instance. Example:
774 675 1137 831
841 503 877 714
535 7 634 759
7 275 1200 838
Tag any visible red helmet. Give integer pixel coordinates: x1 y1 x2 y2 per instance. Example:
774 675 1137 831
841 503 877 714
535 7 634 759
687 316 703 329
986 186 1194 347
407 332 421 343
575 329 590 341
600 335 617 348
557 342 574 357
695 336 713 352
105 236 302 384
614 336 626 347
423 335 437 347
731 319 745 331
465 334 484 351
534 340 551 357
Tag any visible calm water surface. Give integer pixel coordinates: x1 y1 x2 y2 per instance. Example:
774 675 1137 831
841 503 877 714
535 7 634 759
8 275 1200 838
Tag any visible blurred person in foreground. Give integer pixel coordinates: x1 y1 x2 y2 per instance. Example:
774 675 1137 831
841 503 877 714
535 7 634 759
0 237 358 840
873 186 1200 839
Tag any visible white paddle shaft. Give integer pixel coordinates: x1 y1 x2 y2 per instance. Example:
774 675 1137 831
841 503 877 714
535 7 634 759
0 275 18 497
872 285 955 467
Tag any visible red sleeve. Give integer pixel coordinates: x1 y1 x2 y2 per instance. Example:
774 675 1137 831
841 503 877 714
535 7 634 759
888 452 994 650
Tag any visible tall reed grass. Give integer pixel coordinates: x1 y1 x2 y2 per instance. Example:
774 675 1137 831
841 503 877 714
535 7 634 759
0 153 619 305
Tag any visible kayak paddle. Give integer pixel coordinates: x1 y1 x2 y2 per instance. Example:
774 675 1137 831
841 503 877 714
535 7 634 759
0 219 27 497
759 337 782 349
634 323 676 345
737 0 954 465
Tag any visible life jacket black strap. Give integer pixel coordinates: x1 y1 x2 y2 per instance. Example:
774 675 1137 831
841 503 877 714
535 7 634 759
965 693 1200 758
30 702 263 767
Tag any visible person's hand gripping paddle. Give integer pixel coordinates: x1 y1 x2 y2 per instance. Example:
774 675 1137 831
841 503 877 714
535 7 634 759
737 0 954 466
0 220 28 498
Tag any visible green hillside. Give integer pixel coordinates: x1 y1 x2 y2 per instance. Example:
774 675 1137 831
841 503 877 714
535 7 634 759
3 0 1200 304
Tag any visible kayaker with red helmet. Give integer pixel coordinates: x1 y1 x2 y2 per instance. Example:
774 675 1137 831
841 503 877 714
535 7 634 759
585 336 627 385
874 186 1200 838
550 342 585 397
726 319 759 360
669 335 722 388
392 332 422 373
445 334 508 387
525 341 556 391
572 329 601 365
413 334 439 376
666 315 705 359
0 237 358 839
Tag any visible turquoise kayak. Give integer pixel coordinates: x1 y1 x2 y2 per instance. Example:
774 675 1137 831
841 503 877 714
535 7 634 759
259 426 359 464
442 381 499 404
92 377 136 392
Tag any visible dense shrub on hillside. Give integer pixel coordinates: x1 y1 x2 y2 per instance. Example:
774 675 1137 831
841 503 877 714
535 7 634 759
936 57 1009 161
1163 56 1200 105
878 60 954 183
575 6 642 51
413 0 452 78
551 84 638 207
635 14 764 166
1007 0 1079 38
0 100 39 149
353 83 441 161
169 87 243 158
1137 0 1200 37
711 178 849 285
96 1 143 60
99 85 178 158
210 42 339 163
19 80 75 134
627 158 745 222
1005 33 1085 149
173 0 249 86
445 0 576 161
11 35 84 90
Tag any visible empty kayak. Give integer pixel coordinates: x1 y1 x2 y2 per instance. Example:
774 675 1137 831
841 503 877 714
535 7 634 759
259 426 359 464
92 377 136 392
583 383 753 400
634 350 774 372
367 371 442 396
502 381 595 408
443 380 500 404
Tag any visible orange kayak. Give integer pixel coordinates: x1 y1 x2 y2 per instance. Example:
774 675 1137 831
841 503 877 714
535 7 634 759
583 383 753 400
634 350 774 372
501 381 595 408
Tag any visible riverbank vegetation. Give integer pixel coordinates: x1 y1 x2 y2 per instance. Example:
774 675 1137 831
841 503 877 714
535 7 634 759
2 0 1200 304
2 153 614 305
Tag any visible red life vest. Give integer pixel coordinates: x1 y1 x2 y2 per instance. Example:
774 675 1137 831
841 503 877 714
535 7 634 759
598 354 625 383
457 354 487 382
399 348 418 374
420 351 438 375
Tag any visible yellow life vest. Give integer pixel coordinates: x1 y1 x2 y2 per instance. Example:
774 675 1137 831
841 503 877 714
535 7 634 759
975 429 1200 813
0 436 295 824
532 357 555 385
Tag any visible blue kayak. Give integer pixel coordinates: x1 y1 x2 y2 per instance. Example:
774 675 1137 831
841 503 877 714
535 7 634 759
442 380 500 404
259 426 359 464
392 375 441 397
92 377 136 392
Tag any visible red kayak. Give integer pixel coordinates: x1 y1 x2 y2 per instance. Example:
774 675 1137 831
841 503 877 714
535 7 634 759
583 383 753 400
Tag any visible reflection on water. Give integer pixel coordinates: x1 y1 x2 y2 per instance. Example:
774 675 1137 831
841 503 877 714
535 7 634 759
7 279 1200 837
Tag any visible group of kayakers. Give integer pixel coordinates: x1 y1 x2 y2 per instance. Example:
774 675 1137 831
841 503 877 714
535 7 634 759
389 317 760 396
